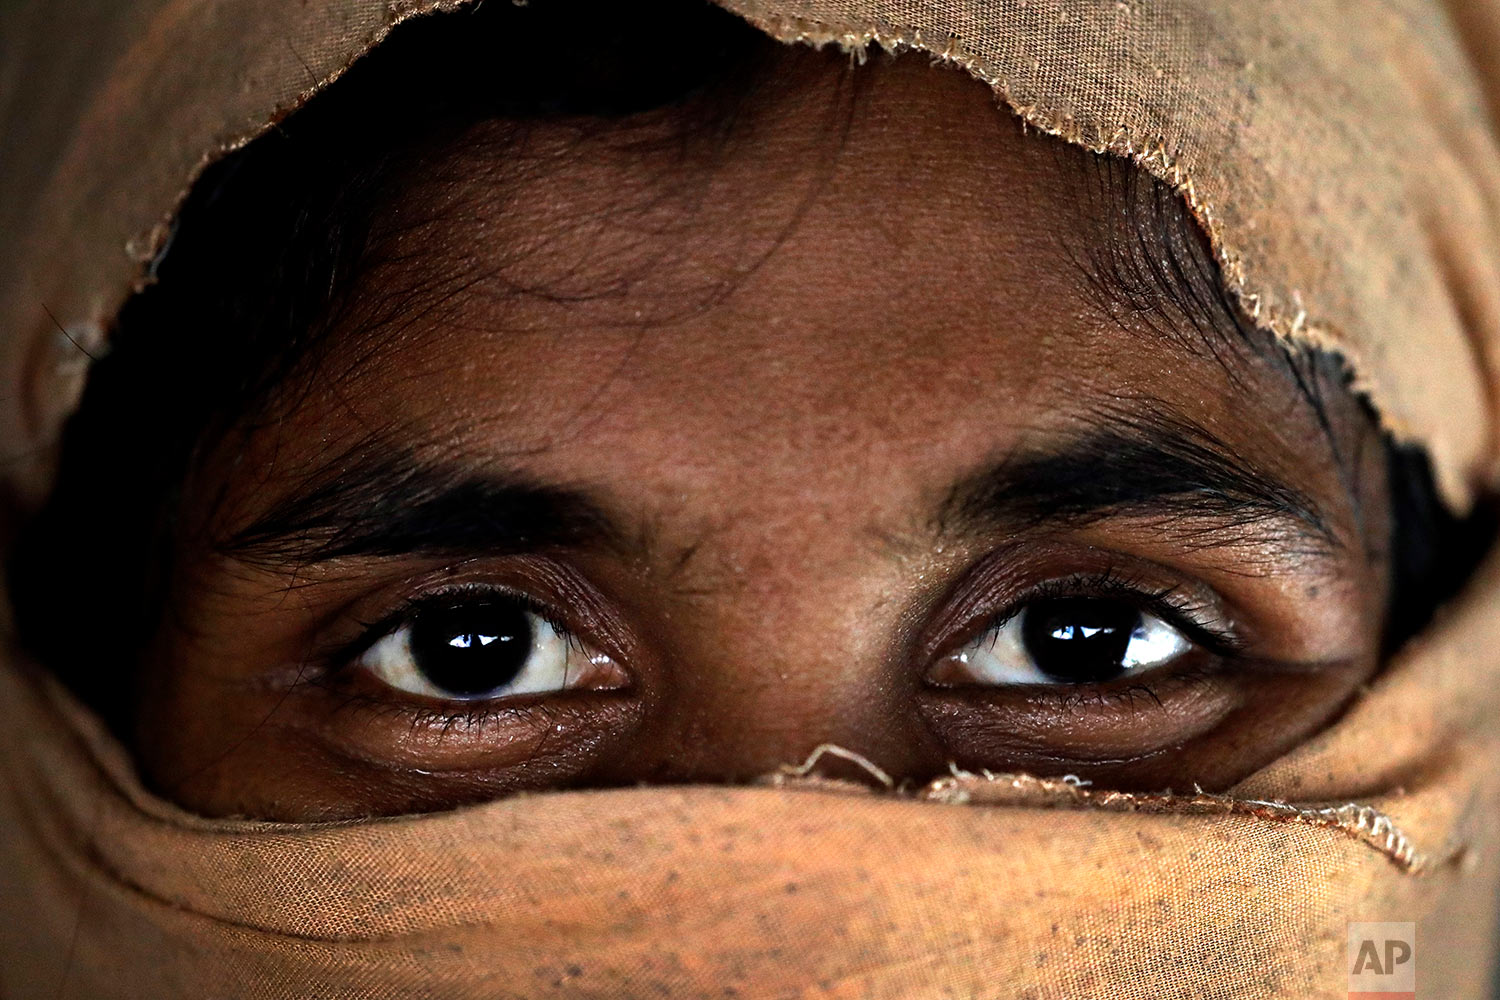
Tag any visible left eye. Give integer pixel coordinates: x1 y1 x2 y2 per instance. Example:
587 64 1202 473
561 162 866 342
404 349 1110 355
358 595 626 701
932 596 1193 686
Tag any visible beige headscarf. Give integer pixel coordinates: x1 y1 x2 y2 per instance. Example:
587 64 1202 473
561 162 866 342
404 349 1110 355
3 0 1500 996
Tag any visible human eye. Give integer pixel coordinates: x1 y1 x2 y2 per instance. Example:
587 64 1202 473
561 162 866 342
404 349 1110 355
215 565 654 815
914 552 1367 790
928 578 1223 688
357 589 627 701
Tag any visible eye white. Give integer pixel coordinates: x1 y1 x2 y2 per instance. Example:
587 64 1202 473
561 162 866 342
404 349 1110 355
940 607 1192 686
359 611 613 701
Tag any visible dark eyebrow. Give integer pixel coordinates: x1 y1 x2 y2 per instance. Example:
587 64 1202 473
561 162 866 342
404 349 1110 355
223 450 619 565
937 406 1339 552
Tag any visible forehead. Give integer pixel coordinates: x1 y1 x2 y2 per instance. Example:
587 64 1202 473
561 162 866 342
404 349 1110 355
258 51 1342 526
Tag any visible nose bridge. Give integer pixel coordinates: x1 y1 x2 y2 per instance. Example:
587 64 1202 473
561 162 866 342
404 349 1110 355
629 526 945 783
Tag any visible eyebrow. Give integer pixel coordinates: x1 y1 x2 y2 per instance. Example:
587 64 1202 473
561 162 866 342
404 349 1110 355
226 400 1338 572
223 451 618 566
936 405 1339 552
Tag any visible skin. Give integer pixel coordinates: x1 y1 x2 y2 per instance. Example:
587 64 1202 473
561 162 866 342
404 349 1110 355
132 49 1390 821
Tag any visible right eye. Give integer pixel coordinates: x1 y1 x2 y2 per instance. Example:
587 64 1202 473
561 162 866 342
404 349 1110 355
930 596 1195 687
358 594 627 701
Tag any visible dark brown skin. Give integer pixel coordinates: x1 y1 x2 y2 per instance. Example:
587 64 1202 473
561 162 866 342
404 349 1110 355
133 50 1389 821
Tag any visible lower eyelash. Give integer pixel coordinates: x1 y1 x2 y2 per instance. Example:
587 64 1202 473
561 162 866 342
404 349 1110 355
409 701 540 740
1024 659 1224 715
314 678 564 741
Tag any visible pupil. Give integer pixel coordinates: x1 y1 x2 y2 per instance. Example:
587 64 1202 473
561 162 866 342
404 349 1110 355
1020 597 1142 683
407 600 533 697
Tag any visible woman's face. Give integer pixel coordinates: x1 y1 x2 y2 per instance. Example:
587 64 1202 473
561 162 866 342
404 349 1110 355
134 52 1389 820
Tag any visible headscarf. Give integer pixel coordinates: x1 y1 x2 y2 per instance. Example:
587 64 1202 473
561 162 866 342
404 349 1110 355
3 0 1499 996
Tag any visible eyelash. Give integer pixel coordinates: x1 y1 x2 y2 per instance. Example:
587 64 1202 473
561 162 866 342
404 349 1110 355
305 586 595 739
322 685 579 742
948 566 1246 716
978 565 1246 658
316 564 1244 728
328 583 585 671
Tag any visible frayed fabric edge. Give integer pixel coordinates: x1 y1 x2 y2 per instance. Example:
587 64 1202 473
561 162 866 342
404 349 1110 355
16 668 1437 877
764 744 1428 872
926 768 1425 872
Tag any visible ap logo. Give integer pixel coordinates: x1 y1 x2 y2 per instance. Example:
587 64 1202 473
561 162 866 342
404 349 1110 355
1348 922 1416 999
